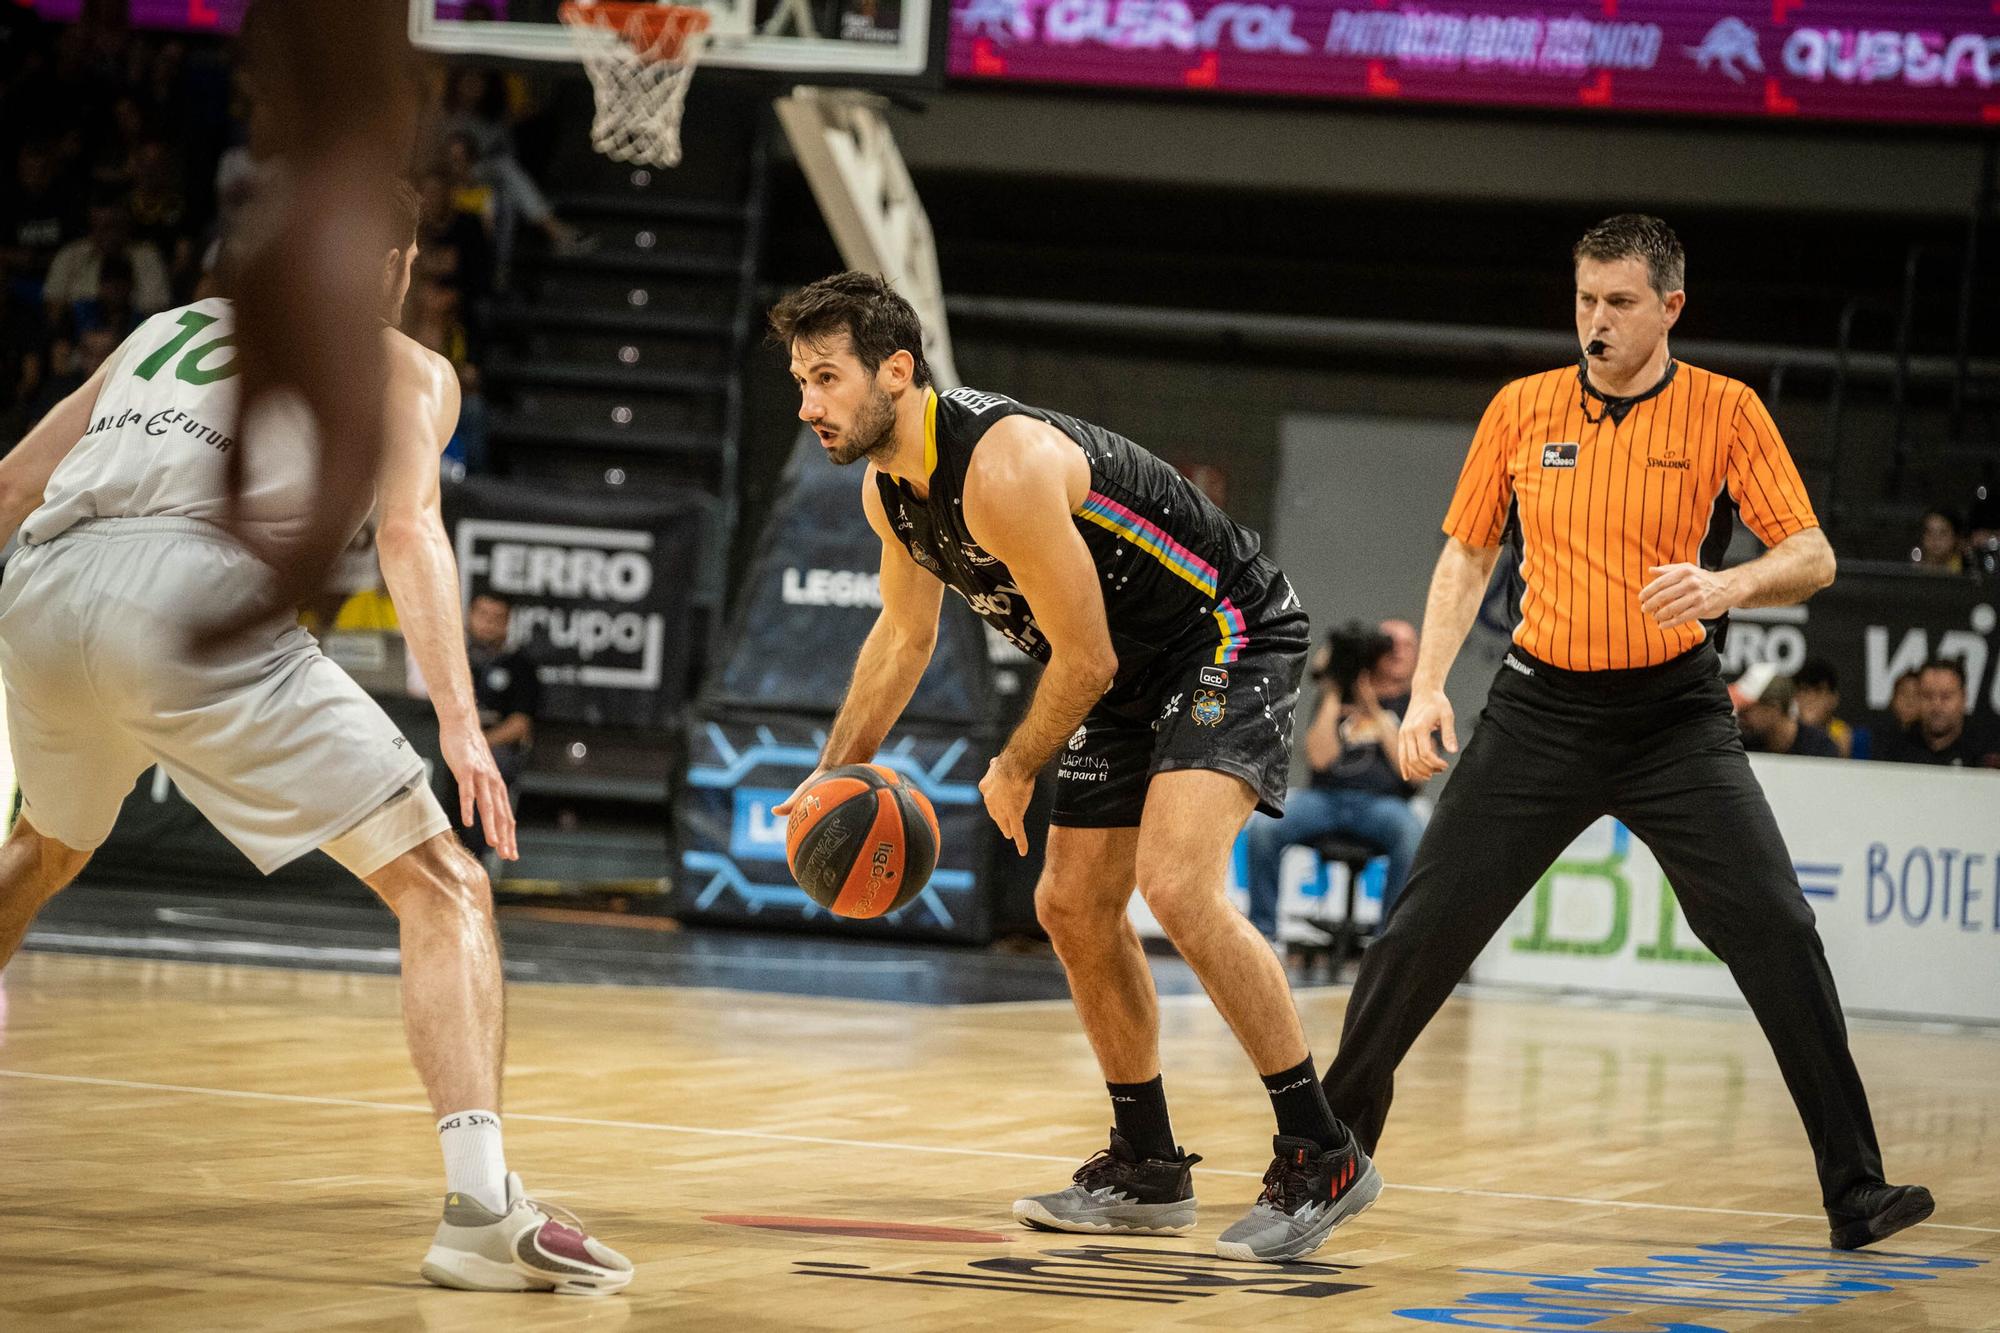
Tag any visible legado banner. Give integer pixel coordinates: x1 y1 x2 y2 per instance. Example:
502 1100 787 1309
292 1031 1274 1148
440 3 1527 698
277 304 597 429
1471 754 2000 1024
443 477 706 729
704 429 1018 726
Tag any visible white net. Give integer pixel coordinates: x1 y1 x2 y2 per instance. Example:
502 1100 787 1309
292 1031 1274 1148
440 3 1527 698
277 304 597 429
561 3 712 169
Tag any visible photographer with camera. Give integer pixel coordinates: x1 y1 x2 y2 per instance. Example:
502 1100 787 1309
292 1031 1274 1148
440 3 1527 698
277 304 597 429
1242 620 1427 941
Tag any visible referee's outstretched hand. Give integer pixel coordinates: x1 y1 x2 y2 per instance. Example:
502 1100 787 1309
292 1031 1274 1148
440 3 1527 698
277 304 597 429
1398 687 1456 783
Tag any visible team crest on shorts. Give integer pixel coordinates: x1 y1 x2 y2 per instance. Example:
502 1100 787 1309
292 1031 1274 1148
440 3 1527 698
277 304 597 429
1191 689 1226 727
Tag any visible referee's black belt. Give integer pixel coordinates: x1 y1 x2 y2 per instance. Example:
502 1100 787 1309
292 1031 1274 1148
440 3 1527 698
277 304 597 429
1503 641 1718 700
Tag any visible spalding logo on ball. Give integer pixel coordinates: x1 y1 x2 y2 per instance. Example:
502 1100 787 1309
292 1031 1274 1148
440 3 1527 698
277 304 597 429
784 764 940 919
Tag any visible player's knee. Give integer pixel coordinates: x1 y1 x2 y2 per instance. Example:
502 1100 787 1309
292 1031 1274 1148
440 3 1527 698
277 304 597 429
1134 863 1220 937
433 842 496 920
374 836 494 923
1034 875 1116 944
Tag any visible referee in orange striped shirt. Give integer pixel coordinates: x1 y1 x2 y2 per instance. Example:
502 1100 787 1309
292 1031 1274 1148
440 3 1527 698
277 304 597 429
1320 215 1933 1249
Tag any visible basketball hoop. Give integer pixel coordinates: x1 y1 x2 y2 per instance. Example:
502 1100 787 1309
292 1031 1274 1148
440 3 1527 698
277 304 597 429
559 1 712 169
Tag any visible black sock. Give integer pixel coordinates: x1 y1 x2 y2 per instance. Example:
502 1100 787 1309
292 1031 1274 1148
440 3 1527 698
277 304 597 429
1107 1076 1177 1160
1263 1055 1343 1151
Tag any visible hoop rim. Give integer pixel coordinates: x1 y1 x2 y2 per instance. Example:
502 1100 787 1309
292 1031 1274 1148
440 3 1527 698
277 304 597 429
558 1 712 58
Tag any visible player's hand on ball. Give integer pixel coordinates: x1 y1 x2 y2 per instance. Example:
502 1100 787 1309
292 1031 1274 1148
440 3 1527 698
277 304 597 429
979 757 1033 857
1640 563 1735 630
1399 687 1456 783
441 724 518 861
772 770 825 818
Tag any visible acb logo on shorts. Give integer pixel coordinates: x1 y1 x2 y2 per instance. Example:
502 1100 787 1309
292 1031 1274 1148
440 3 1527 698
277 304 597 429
1199 666 1228 688
1191 689 1226 727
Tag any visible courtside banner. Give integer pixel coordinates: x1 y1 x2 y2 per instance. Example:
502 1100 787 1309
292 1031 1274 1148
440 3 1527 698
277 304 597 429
674 708 1001 943
704 429 1022 725
949 0 2000 126
1469 756 2000 1023
443 477 707 729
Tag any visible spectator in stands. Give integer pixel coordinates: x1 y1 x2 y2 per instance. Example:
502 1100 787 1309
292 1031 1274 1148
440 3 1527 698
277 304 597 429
1376 617 1417 704
1791 657 1853 758
2 139 82 307
89 89 148 192
436 69 590 268
415 167 495 309
406 275 472 371
41 197 170 325
1968 485 2000 576
127 140 187 245
1243 621 1425 941
1889 668 1924 732
15 324 118 425
1736 674 1842 758
1884 660 2000 768
1914 507 1966 574
63 251 136 342
402 273 490 474
440 131 497 225
458 592 541 861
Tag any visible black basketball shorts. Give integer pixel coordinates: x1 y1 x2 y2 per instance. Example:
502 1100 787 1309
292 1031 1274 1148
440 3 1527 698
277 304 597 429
1050 583 1308 829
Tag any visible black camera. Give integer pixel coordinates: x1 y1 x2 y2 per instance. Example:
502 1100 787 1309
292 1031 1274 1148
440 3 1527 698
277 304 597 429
1317 621 1393 697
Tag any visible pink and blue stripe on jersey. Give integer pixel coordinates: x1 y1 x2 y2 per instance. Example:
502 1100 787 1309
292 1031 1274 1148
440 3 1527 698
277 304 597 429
1075 491 1248 665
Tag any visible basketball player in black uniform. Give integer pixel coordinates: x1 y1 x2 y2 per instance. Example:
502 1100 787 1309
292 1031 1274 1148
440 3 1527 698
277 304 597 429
768 273 1379 1262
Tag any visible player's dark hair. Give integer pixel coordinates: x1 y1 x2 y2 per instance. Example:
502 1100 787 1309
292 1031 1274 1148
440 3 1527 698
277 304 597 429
390 180 422 251
1920 657 1968 689
1574 214 1685 298
767 271 934 390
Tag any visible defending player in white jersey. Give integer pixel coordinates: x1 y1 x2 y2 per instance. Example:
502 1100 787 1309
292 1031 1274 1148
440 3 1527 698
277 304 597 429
0 185 631 1296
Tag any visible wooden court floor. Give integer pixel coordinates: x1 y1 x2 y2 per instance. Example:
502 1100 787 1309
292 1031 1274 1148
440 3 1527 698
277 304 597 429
0 950 1993 1330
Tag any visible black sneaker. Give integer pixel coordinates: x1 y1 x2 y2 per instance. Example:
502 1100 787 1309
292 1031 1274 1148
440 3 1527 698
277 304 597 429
1012 1130 1202 1236
1215 1133 1382 1262
1829 1182 1935 1250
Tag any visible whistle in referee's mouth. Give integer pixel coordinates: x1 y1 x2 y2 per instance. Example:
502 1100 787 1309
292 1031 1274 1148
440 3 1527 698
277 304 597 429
1585 339 1609 357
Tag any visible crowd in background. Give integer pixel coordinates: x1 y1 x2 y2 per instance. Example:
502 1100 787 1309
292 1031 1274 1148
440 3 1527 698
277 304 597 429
1737 656 2000 769
0 12 583 483
1914 491 2000 576
0 17 231 445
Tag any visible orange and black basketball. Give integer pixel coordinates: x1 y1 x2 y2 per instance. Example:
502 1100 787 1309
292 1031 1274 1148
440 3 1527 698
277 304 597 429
784 765 940 919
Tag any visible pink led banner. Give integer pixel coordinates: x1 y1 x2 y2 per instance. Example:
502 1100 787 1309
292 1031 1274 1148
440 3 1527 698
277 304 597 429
948 1 2000 125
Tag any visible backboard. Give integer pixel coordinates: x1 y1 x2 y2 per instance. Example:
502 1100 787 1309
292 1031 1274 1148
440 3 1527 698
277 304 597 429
411 0 933 78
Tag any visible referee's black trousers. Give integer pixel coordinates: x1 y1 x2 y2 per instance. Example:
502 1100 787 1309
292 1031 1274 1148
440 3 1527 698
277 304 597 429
1321 643 1886 1207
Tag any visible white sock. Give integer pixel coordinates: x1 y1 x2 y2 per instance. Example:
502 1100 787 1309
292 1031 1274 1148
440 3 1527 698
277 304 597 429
437 1109 509 1215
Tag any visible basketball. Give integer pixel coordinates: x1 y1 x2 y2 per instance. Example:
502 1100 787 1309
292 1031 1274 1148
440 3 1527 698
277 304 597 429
784 765 940 919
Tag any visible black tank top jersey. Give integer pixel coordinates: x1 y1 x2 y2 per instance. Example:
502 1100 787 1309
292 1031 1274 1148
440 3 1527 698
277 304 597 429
876 387 1282 699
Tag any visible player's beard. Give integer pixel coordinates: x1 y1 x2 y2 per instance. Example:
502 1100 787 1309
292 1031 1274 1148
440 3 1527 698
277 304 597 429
824 386 897 466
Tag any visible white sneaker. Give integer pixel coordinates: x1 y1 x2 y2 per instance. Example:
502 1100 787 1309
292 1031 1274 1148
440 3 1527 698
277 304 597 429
419 1172 634 1295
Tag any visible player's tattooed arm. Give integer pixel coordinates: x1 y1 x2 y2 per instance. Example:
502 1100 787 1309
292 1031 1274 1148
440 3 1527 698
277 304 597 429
964 417 1118 792
778 469 944 816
